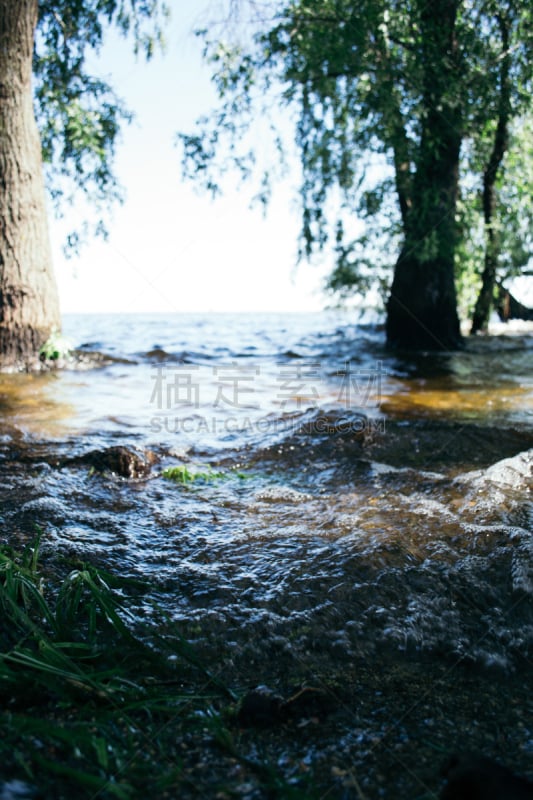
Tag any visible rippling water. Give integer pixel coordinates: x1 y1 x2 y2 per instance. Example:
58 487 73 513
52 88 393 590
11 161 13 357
1 312 532 677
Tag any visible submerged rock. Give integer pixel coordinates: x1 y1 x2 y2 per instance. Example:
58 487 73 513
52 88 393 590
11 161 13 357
71 446 158 479
237 686 283 727
440 755 533 799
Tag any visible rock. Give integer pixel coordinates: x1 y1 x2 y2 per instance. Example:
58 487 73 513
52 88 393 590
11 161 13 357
440 755 533 799
280 686 330 720
462 449 533 490
237 686 283 727
237 685 330 727
0 780 38 799
72 446 158 479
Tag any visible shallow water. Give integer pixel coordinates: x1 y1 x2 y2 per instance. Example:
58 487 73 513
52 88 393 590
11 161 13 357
3 312 533 437
0 313 532 684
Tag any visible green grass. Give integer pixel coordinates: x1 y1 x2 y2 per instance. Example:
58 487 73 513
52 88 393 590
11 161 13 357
161 464 224 484
0 537 202 797
0 535 314 799
38 329 72 361
161 464 251 485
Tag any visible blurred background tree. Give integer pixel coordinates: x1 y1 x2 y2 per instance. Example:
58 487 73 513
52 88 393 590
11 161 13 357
181 0 533 348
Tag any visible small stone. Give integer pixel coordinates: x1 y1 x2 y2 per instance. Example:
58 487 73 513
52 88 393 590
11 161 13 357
237 686 283 727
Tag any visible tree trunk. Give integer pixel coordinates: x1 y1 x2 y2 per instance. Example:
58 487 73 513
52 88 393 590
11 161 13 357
386 0 463 350
470 14 511 335
0 0 60 367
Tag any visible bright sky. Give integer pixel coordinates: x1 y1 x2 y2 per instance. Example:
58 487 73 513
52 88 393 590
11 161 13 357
50 3 331 314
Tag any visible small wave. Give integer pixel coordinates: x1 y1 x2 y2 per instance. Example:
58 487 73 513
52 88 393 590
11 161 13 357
460 448 533 489
138 348 216 363
252 486 311 504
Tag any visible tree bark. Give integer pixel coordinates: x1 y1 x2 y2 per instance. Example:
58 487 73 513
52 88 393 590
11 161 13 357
470 14 511 335
386 0 463 350
0 0 60 367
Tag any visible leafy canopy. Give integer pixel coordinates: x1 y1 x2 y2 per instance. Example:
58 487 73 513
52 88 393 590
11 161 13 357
180 0 533 312
34 0 169 250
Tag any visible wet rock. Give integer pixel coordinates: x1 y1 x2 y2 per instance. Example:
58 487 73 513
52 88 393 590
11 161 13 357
35 349 135 372
145 347 172 361
365 420 533 472
0 780 38 799
280 686 330 720
295 408 369 437
72 446 158 479
237 685 330 727
237 686 283 727
440 755 533 799
477 449 533 489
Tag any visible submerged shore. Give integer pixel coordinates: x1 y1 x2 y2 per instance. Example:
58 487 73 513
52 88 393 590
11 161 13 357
0 314 532 798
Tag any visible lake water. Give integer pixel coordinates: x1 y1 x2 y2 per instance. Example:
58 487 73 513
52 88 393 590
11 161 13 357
3 311 532 441
0 311 532 796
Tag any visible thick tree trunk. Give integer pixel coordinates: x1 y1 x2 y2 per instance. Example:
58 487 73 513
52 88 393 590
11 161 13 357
386 151 463 348
386 247 463 350
386 0 463 350
0 0 60 367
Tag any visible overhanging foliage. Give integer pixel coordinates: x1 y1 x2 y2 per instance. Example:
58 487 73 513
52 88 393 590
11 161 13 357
34 0 170 251
180 0 533 322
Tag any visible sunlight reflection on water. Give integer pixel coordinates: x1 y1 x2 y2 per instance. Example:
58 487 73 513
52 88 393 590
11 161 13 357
0 314 532 673
1 315 532 441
